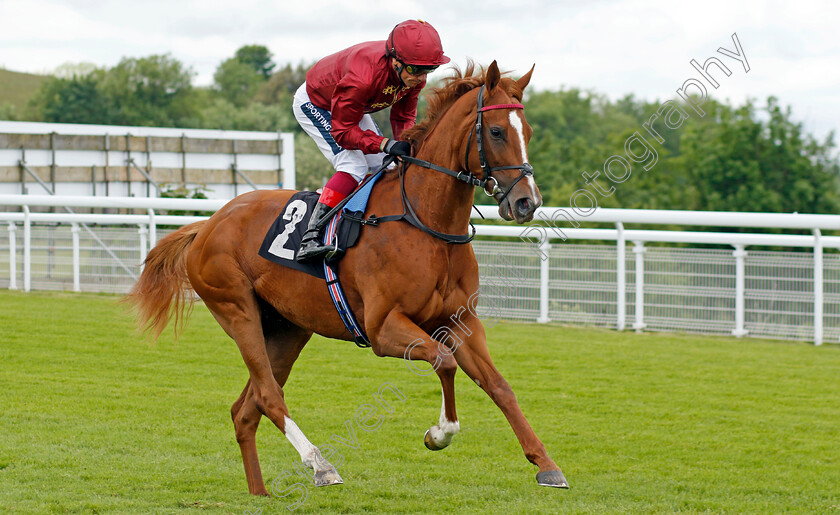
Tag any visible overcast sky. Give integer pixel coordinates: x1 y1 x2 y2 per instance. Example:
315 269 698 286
2 0 839 142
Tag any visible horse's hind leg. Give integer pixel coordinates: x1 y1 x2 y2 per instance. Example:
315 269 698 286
263 324 344 486
231 321 310 496
228 297 340 495
201 283 338 495
231 379 267 495
262 319 342 488
230 324 312 495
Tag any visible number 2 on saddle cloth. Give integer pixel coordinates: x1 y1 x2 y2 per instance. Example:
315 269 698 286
258 170 386 347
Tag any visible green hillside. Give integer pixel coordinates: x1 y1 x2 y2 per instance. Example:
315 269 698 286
0 68 50 112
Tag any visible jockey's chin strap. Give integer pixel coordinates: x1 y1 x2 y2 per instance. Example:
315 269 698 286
371 85 532 244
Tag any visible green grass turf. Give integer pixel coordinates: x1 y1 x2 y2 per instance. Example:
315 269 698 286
1 290 839 514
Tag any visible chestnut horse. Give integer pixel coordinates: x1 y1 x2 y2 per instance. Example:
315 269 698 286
126 61 569 495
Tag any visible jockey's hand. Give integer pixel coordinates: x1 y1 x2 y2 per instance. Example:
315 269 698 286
382 139 411 157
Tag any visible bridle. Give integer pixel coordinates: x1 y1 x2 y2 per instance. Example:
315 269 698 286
337 84 534 244
402 84 533 202
464 84 534 205
386 84 534 243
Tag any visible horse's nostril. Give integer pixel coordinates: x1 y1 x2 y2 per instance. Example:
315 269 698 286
515 198 532 216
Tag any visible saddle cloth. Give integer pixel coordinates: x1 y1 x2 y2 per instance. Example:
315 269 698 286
259 191 341 279
258 171 385 346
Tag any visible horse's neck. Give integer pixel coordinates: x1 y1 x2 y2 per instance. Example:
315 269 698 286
403 115 475 236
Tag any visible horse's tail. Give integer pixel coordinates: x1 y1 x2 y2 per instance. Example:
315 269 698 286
123 221 206 341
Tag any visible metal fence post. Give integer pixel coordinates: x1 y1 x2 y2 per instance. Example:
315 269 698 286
23 206 30 292
138 225 148 272
281 132 296 191
732 245 747 337
537 240 551 323
8 222 16 290
71 223 80 292
813 229 823 346
147 208 156 249
616 222 626 331
632 240 646 332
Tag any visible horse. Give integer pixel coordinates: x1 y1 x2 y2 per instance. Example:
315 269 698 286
125 60 569 495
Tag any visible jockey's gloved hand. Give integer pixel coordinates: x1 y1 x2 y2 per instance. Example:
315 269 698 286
382 139 411 156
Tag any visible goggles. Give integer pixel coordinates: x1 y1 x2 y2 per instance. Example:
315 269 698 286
400 62 439 76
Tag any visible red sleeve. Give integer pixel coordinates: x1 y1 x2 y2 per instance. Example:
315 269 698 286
390 83 423 141
329 72 386 155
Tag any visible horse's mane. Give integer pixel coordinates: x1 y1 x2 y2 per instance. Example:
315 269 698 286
402 60 522 151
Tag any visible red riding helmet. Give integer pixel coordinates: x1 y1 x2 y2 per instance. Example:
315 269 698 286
386 20 450 66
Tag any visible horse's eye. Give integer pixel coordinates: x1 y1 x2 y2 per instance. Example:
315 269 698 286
489 127 504 139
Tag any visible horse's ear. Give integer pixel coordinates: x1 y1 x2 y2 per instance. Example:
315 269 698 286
485 60 501 91
516 64 535 91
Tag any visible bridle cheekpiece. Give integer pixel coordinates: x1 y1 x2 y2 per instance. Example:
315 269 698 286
366 83 535 244
466 84 533 204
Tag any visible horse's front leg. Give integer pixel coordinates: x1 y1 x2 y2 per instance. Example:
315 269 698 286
453 316 569 488
368 311 460 450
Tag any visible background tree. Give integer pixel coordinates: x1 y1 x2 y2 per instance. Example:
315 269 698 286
199 98 294 132
681 97 839 214
234 45 276 79
213 58 262 107
254 61 311 103
10 51 839 213
52 62 99 79
26 72 117 124
0 102 18 120
100 54 198 126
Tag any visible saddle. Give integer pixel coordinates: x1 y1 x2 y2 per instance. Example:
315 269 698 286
258 171 386 347
258 171 383 278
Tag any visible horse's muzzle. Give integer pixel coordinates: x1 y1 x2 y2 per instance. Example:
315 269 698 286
516 197 536 218
498 191 541 224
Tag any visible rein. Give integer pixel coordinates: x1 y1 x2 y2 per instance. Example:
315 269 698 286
345 162 477 244
386 84 532 243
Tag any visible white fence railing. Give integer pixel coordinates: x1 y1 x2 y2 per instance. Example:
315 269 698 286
2 195 839 345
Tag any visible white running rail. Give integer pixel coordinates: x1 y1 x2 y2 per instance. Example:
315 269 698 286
2 195 838 345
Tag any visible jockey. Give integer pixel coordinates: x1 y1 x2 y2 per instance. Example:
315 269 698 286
293 19 450 263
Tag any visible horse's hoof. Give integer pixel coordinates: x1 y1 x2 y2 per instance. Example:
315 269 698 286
313 466 343 487
423 429 445 451
536 469 569 489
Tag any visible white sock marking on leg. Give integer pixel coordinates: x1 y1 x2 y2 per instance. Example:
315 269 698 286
429 390 459 446
284 416 324 471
